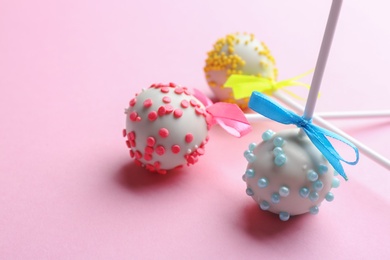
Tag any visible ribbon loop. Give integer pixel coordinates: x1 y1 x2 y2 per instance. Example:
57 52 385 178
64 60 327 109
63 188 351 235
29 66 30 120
249 91 359 180
224 69 314 100
192 88 251 137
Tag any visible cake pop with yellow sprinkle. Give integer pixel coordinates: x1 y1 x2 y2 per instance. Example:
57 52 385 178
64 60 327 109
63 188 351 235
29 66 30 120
204 33 278 109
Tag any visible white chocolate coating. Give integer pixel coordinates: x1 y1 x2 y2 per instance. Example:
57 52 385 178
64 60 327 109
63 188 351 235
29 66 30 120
243 129 340 220
124 83 210 174
204 33 277 108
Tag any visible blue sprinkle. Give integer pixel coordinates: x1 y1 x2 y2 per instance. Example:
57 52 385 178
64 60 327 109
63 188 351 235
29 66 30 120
332 177 340 188
319 164 328 174
309 192 319 202
262 130 275 141
325 192 334 202
273 137 284 147
313 180 324 191
274 154 287 166
299 187 310 198
307 170 318 182
257 177 269 188
245 169 255 178
246 188 254 196
309 206 319 215
248 142 257 152
279 212 290 221
273 147 284 156
260 201 270 210
244 150 256 163
271 193 280 204
279 186 290 197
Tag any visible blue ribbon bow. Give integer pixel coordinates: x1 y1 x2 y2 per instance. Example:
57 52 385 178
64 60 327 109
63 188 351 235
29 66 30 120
249 91 359 180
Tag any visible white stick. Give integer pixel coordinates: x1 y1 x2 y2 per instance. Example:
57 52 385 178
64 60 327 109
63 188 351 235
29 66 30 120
312 110 390 119
303 0 343 120
245 110 390 122
275 91 390 170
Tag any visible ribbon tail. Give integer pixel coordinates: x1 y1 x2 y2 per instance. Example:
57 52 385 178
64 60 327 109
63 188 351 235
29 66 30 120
311 124 360 166
192 88 214 107
224 75 274 99
206 102 251 137
303 124 359 181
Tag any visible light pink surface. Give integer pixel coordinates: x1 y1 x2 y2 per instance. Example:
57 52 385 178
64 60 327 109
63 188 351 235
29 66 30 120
1 0 390 259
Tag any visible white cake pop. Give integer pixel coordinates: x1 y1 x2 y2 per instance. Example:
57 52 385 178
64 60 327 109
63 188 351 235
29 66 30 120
123 83 251 174
241 0 359 221
123 83 211 174
243 128 340 221
204 33 277 108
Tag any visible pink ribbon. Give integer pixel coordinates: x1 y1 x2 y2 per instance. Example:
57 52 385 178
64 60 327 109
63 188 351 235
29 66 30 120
193 89 252 137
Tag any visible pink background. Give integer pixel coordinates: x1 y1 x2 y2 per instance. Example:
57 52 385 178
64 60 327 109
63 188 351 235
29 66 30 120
1 0 390 258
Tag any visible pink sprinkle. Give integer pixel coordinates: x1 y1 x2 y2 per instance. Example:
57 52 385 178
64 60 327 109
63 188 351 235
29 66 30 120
129 150 135 158
174 87 184 94
130 98 136 107
164 105 173 113
196 148 205 155
144 153 153 161
130 111 138 121
147 136 156 146
157 169 167 175
173 109 183 118
136 116 141 121
190 99 198 107
158 106 166 116
125 140 131 148
145 164 155 172
174 165 183 170
195 107 204 115
159 128 169 138
150 83 157 88
154 161 161 169
187 155 197 165
148 111 157 121
183 87 191 95
162 96 171 103
180 100 189 108
128 131 135 140
143 98 153 108
130 140 136 147
145 146 154 154
122 129 126 137
135 151 142 159
169 82 176 88
161 87 170 93
156 145 165 155
171 145 181 154
185 133 194 143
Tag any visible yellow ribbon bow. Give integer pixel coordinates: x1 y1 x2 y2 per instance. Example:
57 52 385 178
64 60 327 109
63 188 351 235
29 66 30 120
224 70 314 100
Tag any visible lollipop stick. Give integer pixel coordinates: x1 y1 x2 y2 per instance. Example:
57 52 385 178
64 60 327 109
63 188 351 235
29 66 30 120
303 0 343 120
311 110 390 119
275 91 390 170
245 110 390 122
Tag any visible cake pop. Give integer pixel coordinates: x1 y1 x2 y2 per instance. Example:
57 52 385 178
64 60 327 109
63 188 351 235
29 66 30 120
242 0 360 220
204 33 277 108
123 83 251 174
243 91 358 220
